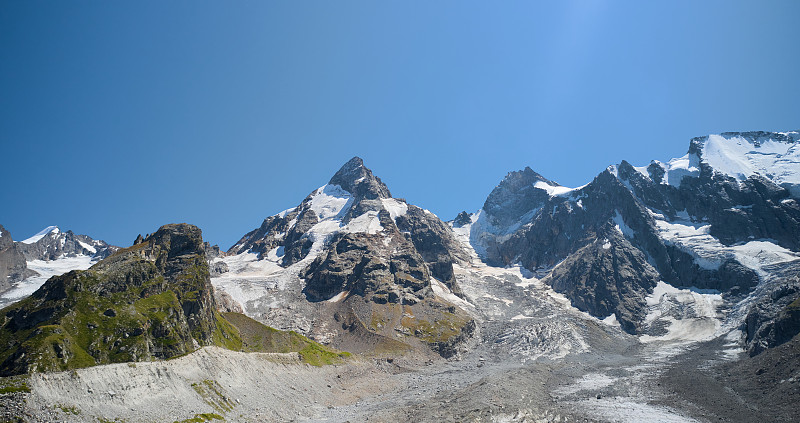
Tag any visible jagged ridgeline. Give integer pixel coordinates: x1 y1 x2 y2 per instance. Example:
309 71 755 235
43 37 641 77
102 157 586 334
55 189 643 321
0 223 345 376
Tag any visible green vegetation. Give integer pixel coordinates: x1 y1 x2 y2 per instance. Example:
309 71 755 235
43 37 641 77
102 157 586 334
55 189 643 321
191 379 235 413
55 403 80 415
0 375 30 394
222 312 349 366
173 413 224 423
401 310 471 344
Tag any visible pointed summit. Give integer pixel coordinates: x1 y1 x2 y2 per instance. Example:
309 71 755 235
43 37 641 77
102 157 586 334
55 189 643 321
329 156 391 200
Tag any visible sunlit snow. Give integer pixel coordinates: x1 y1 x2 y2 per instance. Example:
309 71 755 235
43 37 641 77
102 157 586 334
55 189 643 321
21 225 60 244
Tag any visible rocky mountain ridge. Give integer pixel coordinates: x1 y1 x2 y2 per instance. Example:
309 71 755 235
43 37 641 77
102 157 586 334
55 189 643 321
462 130 800 344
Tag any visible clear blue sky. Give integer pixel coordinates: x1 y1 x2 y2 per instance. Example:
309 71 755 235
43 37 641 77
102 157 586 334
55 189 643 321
2 1 798 249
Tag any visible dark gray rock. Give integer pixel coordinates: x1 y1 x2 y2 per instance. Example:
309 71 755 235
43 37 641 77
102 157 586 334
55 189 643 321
543 229 660 334
0 225 37 294
743 262 800 356
452 211 472 228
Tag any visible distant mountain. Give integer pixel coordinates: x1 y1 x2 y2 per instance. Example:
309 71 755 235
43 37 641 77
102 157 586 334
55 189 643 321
462 131 800 340
16 225 117 262
0 225 119 306
217 157 474 357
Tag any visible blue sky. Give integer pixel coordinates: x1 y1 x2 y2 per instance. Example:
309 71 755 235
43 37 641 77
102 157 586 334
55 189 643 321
2 1 798 249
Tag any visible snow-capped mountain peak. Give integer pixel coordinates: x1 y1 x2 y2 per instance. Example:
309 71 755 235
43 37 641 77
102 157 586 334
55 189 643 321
20 225 60 244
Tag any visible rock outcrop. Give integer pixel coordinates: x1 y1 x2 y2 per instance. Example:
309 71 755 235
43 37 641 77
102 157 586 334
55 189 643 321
0 224 239 376
0 225 37 294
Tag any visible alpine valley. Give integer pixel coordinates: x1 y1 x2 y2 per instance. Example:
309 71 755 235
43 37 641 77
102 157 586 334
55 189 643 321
1 130 799 422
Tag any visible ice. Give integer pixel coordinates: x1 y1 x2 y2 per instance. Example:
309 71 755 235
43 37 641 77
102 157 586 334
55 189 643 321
576 397 700 423
652 211 800 274
0 255 95 306
601 313 618 327
21 226 59 244
640 282 723 343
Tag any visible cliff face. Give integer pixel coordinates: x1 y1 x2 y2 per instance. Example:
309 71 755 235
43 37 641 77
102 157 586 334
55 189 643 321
0 225 37 294
0 223 240 376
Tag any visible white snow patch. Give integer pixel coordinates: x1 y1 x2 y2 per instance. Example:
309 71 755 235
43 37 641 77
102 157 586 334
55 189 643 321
343 210 383 235
308 184 353 220
612 210 635 238
77 240 97 254
601 240 611 250
633 165 650 178
326 291 347 303
601 313 618 327
510 314 532 321
556 372 617 395
21 226 60 244
380 198 408 221
431 278 474 310
533 180 577 197
661 154 700 187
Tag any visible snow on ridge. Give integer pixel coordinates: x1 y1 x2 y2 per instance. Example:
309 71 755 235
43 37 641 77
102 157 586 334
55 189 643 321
642 132 799 192
533 180 578 197
21 226 60 244
77 240 97 255
701 133 800 196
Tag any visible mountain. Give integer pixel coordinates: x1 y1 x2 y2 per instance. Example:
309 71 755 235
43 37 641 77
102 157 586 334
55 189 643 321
216 157 474 357
463 131 800 337
16 225 117 262
0 225 119 309
0 225 37 293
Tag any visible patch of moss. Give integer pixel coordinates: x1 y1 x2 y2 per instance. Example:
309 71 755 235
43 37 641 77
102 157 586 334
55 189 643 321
55 403 80 415
191 379 234 413
173 413 224 423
